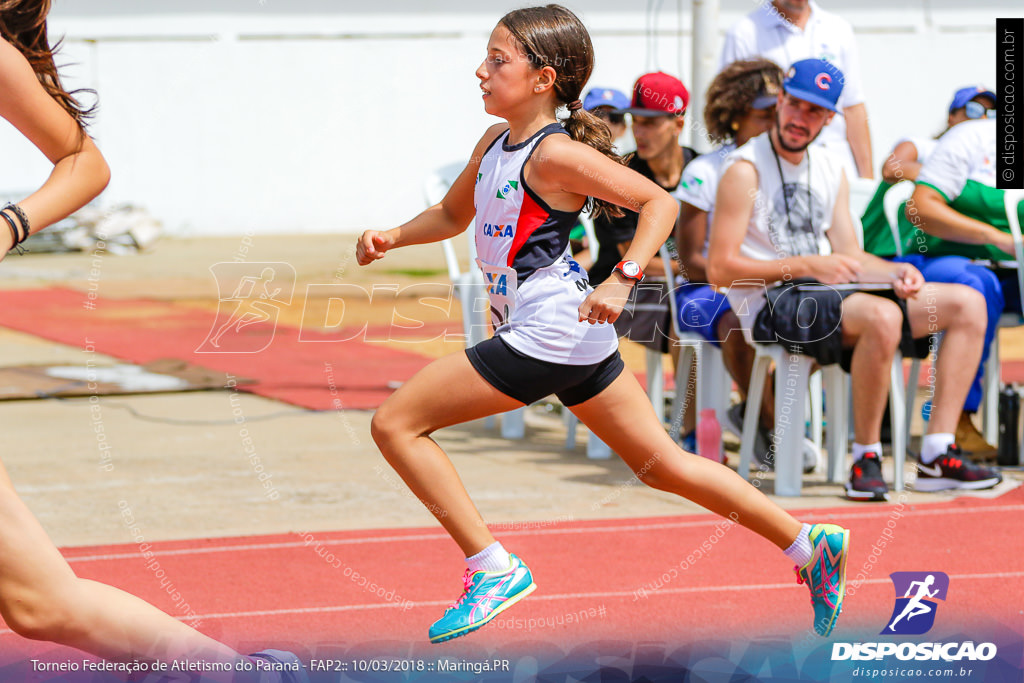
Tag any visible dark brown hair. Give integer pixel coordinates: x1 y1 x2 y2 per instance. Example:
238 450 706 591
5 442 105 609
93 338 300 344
499 4 624 218
0 0 95 130
704 59 783 145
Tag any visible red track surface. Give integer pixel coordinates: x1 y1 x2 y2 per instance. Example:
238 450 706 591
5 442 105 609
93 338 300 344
4 485 1022 661
4 287 1023 674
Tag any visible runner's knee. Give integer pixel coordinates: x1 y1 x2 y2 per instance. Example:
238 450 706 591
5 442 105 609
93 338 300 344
1 587 76 641
370 403 404 447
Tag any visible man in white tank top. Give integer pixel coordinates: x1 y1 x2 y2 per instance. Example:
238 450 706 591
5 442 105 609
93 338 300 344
708 59 999 501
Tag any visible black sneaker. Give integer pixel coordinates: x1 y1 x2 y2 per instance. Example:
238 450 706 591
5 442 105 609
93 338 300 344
845 452 889 501
915 444 1003 492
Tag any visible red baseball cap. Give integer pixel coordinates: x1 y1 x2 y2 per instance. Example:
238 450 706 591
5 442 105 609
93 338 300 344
623 72 690 116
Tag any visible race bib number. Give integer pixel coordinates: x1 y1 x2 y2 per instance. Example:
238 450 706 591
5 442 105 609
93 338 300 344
476 259 518 328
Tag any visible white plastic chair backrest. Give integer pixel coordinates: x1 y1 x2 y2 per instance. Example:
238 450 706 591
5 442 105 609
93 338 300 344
848 177 877 249
659 245 682 337
882 180 914 257
1003 189 1024 314
579 211 598 259
422 161 473 282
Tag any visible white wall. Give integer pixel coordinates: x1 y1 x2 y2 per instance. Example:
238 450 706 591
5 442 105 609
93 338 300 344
0 0 1017 235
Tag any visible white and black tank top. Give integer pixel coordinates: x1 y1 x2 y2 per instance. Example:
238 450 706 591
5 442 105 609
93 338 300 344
473 123 619 364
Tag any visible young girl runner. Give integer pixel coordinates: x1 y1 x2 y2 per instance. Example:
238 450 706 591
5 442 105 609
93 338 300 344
0 4 304 679
358 4 850 642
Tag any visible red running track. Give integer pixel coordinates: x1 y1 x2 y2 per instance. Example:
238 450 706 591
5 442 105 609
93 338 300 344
3 485 1022 662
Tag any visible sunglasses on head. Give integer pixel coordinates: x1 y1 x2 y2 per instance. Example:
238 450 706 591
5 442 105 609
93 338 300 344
591 109 625 125
965 100 996 119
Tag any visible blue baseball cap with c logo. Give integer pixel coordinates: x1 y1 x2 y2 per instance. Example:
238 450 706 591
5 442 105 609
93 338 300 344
782 58 844 113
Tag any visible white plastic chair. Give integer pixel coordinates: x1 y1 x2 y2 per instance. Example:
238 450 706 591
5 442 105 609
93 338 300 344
848 177 880 249
556 210 615 458
878 180 929 446
735 284 907 497
578 211 598 266
658 246 730 443
982 189 1024 441
882 180 915 257
422 162 526 439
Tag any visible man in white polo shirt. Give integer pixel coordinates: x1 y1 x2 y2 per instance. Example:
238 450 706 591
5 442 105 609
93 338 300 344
720 0 873 180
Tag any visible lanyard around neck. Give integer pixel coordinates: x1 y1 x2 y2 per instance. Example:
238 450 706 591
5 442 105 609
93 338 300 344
770 135 813 239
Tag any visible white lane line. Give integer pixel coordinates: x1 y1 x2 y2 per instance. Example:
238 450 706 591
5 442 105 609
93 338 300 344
2 571 1020 636
63 502 1024 564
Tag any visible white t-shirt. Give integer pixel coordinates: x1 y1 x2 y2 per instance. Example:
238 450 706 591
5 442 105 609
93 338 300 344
894 136 938 169
917 118 996 200
720 1 864 176
676 143 735 258
721 133 845 328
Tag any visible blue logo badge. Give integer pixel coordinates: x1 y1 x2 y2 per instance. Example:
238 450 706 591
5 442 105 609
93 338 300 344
882 572 949 635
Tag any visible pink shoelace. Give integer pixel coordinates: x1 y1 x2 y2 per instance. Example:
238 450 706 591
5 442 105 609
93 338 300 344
448 569 475 610
794 564 837 609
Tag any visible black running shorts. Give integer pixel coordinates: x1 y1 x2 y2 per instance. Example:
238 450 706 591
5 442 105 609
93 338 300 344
752 279 931 372
466 335 625 406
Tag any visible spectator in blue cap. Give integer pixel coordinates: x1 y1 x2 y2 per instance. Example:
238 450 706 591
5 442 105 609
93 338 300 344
583 86 630 150
858 85 999 459
708 58 998 501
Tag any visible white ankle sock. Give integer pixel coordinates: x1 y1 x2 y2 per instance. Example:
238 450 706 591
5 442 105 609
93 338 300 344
466 542 511 573
921 432 955 464
852 442 882 462
784 523 813 567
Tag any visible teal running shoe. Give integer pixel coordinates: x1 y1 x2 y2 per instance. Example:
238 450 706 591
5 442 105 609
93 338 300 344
429 553 536 644
795 523 849 637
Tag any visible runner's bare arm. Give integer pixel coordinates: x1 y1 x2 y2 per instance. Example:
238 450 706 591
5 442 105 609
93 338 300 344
532 134 678 274
0 38 110 254
356 123 507 265
528 134 679 324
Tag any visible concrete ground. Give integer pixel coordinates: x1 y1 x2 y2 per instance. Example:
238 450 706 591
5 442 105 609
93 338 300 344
1 235 1021 549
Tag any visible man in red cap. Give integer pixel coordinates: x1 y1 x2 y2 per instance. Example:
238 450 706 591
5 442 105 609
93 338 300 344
591 72 697 356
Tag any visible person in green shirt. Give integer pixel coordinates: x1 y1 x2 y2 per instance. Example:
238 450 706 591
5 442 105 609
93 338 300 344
860 89 1007 459
861 86 996 258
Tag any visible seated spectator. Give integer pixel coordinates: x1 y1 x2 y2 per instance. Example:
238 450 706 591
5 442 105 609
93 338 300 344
860 86 1000 459
591 72 696 355
707 59 1001 499
583 86 632 154
863 86 997 255
675 57 817 471
720 0 873 180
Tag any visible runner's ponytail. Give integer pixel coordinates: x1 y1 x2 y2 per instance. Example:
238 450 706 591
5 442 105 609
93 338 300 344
500 5 625 219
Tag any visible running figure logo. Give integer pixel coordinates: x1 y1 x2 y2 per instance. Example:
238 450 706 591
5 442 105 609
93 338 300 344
197 262 296 353
882 571 950 635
